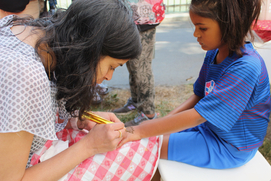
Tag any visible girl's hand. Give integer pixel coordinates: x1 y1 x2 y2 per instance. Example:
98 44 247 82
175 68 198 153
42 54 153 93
83 122 126 156
118 126 141 148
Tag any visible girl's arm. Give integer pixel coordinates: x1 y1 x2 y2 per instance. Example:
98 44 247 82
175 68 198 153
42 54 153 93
0 121 125 181
137 108 205 138
120 95 205 146
167 94 202 116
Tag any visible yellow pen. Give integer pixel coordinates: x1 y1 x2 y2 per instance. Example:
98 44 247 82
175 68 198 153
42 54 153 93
82 111 114 124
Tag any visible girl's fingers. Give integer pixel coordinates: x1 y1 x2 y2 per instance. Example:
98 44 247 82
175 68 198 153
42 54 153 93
111 122 125 131
117 136 130 148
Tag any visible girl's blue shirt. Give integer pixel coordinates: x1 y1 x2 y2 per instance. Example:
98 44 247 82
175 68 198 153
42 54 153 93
194 42 271 151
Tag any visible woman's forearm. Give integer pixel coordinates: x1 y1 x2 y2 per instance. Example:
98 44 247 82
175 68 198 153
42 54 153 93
0 131 87 181
22 137 90 181
0 122 124 181
22 122 124 181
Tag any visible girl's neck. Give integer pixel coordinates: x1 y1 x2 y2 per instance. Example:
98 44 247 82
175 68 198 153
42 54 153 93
216 44 229 64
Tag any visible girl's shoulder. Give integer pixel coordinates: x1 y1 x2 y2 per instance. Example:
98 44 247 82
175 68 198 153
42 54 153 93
237 43 263 68
222 43 264 77
204 49 218 63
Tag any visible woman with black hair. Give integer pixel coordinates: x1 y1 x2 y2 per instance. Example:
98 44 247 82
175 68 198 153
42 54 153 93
0 0 142 180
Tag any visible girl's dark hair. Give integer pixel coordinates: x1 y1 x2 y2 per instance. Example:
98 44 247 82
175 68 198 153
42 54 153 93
13 0 141 118
190 0 262 56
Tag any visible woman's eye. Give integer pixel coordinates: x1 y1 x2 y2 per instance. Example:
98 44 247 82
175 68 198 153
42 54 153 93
199 27 207 31
111 66 115 71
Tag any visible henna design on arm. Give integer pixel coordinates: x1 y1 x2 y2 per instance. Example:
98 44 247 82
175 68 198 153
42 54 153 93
125 126 134 134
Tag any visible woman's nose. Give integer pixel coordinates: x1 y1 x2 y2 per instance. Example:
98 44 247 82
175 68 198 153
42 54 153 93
104 71 113 81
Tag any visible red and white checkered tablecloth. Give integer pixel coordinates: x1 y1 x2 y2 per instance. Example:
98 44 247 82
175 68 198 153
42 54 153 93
31 129 162 181
253 20 271 42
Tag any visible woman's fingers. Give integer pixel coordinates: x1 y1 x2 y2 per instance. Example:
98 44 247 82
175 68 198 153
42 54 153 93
84 122 126 155
115 127 126 139
118 130 122 138
82 120 97 131
108 113 122 123
94 111 122 123
81 111 122 131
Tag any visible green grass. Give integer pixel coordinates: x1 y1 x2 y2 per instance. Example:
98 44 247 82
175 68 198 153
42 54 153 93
91 85 271 165
259 139 271 165
91 95 176 123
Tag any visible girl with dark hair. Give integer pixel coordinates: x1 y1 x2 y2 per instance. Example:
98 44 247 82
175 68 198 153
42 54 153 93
0 0 145 180
120 0 271 172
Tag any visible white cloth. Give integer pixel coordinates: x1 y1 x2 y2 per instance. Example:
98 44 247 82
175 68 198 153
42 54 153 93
0 15 69 168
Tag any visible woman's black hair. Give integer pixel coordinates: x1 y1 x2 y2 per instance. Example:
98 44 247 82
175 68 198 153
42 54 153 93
190 0 262 56
12 0 141 118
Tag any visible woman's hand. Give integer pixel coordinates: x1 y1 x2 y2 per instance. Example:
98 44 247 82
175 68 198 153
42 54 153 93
78 112 122 131
77 119 96 131
83 122 126 156
93 111 122 123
